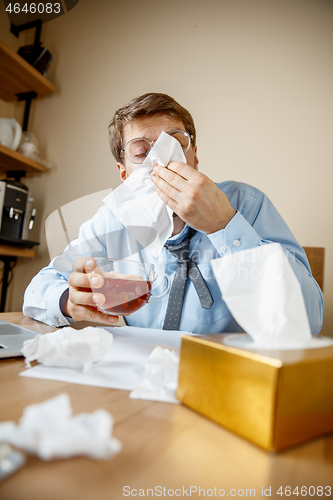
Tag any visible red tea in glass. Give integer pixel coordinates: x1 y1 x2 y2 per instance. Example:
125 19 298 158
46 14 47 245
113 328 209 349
88 258 170 316
98 277 152 315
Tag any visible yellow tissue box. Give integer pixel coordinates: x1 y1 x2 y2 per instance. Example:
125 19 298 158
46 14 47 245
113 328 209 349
177 334 333 451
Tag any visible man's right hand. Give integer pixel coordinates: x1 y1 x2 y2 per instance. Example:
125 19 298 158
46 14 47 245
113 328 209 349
62 257 119 324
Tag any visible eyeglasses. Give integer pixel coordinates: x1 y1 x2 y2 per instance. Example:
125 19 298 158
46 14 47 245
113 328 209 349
121 129 193 164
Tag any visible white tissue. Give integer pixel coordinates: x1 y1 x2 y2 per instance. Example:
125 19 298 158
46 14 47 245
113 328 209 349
22 326 113 373
211 243 329 349
130 347 180 404
104 132 186 257
0 393 122 460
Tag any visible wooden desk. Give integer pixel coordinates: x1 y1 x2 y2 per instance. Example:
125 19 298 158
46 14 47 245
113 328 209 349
0 313 332 500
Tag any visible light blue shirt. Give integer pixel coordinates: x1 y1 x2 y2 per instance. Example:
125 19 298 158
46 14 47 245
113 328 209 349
23 181 323 334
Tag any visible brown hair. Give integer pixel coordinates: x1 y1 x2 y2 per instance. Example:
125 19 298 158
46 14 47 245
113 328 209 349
108 93 196 163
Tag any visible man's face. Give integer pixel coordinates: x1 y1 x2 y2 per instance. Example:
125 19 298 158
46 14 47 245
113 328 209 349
117 113 199 180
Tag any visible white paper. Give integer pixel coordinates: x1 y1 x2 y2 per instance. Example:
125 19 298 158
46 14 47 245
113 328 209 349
104 132 186 257
0 393 122 460
20 326 186 390
130 347 180 404
211 243 330 350
21 326 113 373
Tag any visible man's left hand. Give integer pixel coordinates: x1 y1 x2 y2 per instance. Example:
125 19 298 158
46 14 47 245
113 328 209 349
151 162 236 234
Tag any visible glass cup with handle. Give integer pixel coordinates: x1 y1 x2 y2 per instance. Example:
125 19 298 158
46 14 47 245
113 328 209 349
87 258 170 316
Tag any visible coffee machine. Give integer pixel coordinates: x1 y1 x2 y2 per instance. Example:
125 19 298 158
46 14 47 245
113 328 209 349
0 178 38 248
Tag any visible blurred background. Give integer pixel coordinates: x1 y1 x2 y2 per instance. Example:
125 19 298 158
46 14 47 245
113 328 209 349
0 0 332 336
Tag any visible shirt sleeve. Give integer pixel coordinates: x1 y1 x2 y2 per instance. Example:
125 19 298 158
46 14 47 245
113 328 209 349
207 185 323 335
23 206 108 327
23 271 73 327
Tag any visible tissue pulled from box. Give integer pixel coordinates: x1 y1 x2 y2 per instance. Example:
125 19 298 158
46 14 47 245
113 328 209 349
22 326 113 373
104 132 186 257
130 346 180 404
0 393 122 460
211 243 318 349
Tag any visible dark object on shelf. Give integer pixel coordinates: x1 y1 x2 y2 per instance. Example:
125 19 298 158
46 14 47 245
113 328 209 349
17 44 53 77
10 20 53 131
11 20 53 76
5 170 26 183
0 179 39 248
16 92 37 131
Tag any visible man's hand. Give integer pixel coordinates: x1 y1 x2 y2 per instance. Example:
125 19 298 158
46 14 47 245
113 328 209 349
151 162 236 234
62 257 119 324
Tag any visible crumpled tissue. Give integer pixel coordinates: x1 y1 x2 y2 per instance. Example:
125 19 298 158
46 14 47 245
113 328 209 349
104 131 186 257
0 393 122 460
211 243 332 349
22 326 113 373
130 347 180 404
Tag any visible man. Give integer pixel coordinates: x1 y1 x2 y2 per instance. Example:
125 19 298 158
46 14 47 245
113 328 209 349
23 93 323 334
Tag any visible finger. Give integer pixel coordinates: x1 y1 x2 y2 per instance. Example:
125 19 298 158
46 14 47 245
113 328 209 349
69 288 106 308
151 171 181 203
165 161 196 180
68 271 95 289
72 257 97 273
153 183 179 212
88 273 105 289
152 164 186 191
69 303 119 324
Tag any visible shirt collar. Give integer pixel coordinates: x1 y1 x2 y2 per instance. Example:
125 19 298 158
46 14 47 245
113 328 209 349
166 223 189 246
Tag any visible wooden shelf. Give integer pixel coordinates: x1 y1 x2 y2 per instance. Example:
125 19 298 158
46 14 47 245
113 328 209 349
0 143 45 174
0 39 56 102
0 40 54 176
0 245 35 258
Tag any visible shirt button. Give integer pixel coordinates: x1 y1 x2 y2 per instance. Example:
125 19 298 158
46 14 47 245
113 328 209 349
233 239 240 247
219 246 227 253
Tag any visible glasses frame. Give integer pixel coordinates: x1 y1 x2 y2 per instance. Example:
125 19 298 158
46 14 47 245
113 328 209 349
121 129 194 164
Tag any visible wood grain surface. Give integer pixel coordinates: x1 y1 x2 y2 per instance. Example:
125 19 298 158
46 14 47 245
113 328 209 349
0 313 332 500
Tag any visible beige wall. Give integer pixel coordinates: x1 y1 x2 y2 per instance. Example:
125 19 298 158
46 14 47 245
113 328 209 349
0 0 332 336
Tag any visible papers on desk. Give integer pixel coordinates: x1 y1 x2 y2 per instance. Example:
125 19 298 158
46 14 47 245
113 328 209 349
20 326 184 398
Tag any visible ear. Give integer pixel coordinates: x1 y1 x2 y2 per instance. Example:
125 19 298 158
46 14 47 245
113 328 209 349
193 145 199 170
117 162 127 182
